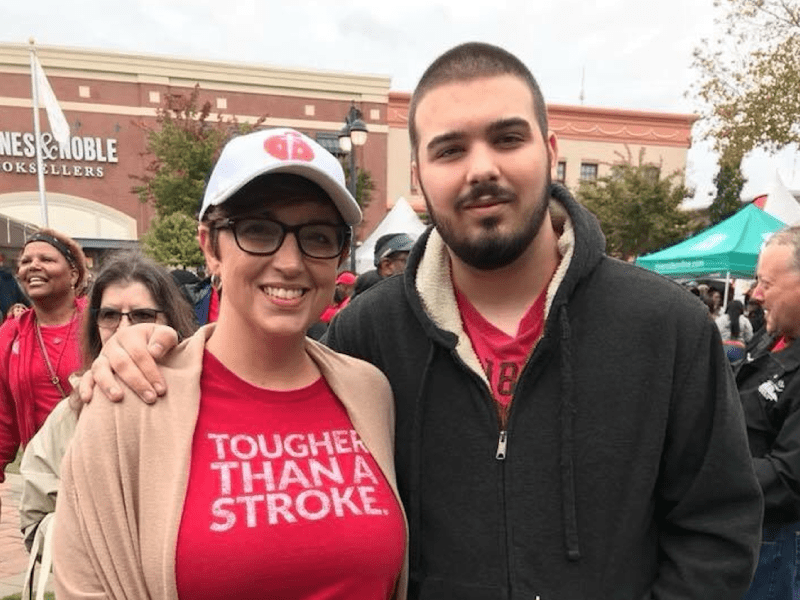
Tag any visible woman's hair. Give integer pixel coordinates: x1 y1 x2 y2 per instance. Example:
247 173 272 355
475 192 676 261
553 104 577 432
81 250 197 368
725 300 745 339
20 228 89 295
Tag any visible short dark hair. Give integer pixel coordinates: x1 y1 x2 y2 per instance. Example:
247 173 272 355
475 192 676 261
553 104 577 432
82 250 197 368
201 173 349 259
408 42 548 155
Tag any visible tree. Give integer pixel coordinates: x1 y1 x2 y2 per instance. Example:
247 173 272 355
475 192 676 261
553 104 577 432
342 163 375 210
690 0 800 157
708 150 748 224
132 85 265 265
141 212 205 267
576 150 693 259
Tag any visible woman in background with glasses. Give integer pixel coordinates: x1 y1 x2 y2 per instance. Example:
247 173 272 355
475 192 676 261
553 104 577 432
53 128 408 600
18 249 196 599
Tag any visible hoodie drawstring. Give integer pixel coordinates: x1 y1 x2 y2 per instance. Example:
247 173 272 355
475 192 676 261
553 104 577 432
409 342 437 575
559 306 581 560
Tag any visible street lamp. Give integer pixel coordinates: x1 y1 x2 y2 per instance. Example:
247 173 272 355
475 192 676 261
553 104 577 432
338 103 368 272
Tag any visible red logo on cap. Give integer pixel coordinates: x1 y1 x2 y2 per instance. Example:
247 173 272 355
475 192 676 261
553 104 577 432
264 132 315 162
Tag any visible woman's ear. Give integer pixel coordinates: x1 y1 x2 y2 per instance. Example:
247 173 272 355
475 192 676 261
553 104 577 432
338 228 352 267
197 225 221 278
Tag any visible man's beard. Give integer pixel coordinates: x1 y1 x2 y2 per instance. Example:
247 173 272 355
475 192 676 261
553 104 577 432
422 173 552 270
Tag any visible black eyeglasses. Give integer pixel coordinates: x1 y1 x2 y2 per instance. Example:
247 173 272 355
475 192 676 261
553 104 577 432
218 218 350 259
95 308 165 329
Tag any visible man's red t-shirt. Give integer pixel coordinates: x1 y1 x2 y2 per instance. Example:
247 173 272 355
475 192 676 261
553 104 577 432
456 287 547 423
175 350 405 599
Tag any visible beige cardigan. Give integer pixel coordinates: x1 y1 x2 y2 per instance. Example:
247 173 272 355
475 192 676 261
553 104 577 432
53 325 409 600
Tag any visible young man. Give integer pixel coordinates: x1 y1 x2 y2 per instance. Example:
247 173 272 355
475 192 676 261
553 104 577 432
736 226 800 599
88 43 761 599
324 42 762 599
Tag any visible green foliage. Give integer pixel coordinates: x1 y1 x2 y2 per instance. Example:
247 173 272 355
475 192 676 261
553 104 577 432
709 151 747 224
576 150 693 259
342 163 375 210
133 85 265 265
141 212 205 268
132 85 229 217
690 0 800 157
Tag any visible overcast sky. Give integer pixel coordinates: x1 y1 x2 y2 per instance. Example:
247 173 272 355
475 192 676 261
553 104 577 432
5 0 800 207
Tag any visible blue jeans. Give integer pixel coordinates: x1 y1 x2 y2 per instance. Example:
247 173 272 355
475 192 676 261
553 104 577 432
743 522 800 600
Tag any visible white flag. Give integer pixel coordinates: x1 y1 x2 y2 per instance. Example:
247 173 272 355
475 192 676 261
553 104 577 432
32 54 70 148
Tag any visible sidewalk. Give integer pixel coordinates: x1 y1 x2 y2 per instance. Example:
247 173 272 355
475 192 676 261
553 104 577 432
0 473 33 598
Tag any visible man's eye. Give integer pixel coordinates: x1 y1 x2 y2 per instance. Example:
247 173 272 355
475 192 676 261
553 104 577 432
435 146 462 159
496 133 524 146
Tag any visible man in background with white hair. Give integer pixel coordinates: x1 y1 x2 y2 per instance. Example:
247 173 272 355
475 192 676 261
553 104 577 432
736 225 800 599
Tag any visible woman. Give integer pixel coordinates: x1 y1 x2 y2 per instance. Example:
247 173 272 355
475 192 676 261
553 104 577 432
715 299 754 343
0 230 88 481
716 299 754 362
19 250 197 599
53 128 409 600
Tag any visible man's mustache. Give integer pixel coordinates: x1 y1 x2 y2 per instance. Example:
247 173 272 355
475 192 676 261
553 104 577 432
455 181 517 209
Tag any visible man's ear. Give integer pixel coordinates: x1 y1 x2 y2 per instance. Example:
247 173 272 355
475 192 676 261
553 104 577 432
411 160 421 192
547 131 559 173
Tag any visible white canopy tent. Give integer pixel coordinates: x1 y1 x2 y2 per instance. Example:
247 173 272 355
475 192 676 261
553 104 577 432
762 170 800 225
355 197 427 274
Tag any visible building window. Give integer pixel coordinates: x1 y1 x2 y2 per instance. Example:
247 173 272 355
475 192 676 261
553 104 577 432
216 98 227 110
642 165 660 183
556 161 566 183
149 91 160 104
580 162 598 181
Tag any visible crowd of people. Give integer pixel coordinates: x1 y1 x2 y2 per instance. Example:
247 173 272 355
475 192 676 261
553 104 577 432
0 41 797 600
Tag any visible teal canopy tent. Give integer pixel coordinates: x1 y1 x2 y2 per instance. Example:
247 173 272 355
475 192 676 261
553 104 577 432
635 204 786 279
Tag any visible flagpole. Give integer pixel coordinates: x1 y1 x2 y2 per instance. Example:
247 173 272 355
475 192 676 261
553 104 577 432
29 38 49 227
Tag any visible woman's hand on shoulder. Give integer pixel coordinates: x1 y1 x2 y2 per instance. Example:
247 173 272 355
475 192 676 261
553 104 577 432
78 324 180 405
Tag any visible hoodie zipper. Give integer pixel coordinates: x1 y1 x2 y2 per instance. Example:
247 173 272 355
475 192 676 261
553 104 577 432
452 352 515 594
496 429 508 460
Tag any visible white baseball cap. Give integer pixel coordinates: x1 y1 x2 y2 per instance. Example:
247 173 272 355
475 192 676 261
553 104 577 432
199 127 362 225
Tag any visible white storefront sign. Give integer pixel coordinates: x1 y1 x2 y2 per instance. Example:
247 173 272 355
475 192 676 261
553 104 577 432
0 131 118 178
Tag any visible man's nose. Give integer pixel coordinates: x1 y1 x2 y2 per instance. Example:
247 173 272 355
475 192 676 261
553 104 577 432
466 143 500 184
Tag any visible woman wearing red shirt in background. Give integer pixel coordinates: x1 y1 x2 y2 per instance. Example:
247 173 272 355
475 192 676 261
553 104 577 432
0 229 87 508
53 129 408 600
